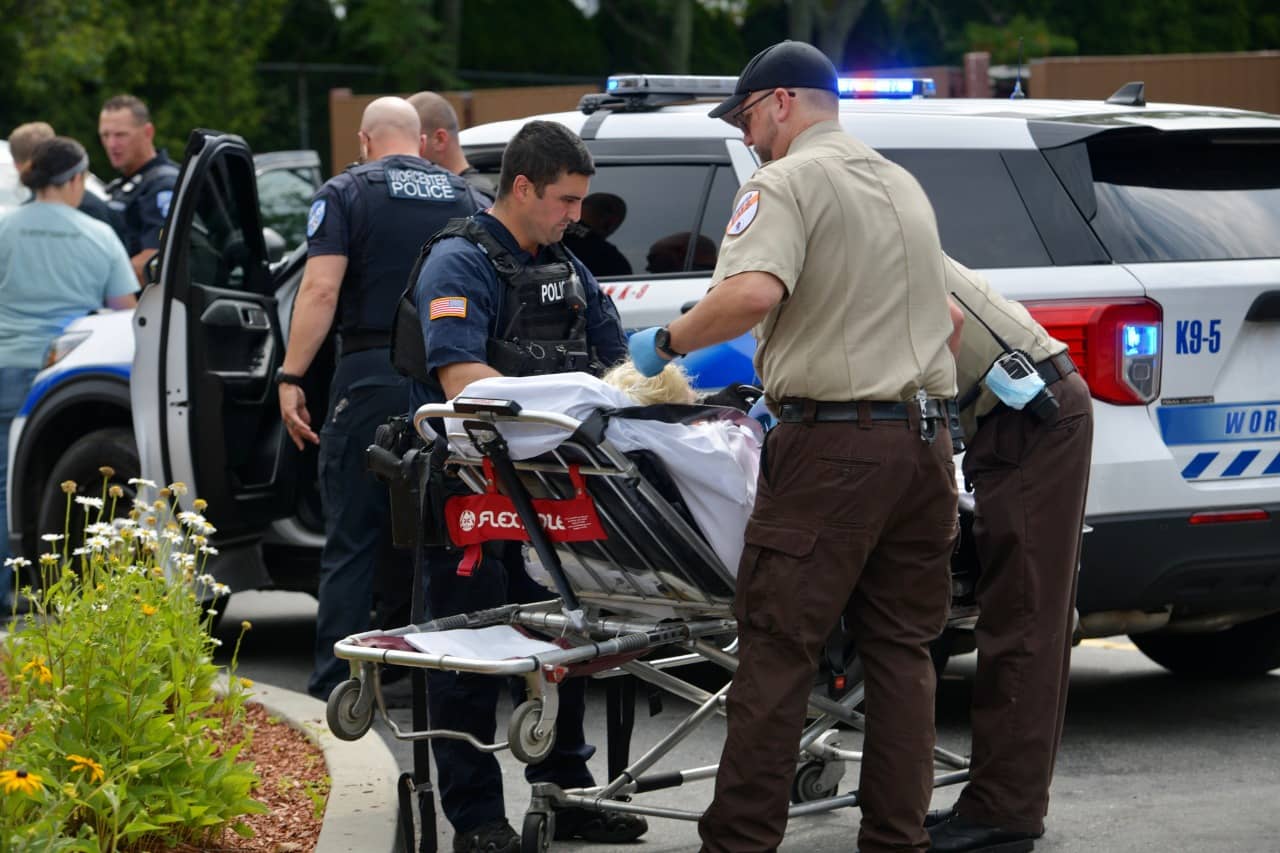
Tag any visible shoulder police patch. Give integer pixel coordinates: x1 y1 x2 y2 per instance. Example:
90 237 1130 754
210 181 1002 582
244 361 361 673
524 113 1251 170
429 296 468 320
726 190 759 236
306 200 326 238
156 190 173 219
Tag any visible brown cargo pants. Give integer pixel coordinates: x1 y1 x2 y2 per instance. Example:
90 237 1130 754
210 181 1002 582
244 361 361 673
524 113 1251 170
954 371 1093 834
698 410 958 853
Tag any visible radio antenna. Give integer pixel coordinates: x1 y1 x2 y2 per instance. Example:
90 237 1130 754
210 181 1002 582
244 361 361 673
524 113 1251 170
1011 36 1026 99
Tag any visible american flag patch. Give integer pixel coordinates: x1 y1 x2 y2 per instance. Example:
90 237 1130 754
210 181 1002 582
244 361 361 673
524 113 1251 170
429 297 468 320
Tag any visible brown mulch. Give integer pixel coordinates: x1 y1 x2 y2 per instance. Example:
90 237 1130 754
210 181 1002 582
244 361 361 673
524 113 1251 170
0 664 327 852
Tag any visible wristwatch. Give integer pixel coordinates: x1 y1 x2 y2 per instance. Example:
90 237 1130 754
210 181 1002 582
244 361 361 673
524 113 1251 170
274 367 305 387
654 327 684 359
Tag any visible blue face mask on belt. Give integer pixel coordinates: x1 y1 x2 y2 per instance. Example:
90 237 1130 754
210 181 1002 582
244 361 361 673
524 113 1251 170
983 351 1046 410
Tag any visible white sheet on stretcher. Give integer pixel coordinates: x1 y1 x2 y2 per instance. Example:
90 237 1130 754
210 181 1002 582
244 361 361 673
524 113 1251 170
403 625 561 658
444 373 762 575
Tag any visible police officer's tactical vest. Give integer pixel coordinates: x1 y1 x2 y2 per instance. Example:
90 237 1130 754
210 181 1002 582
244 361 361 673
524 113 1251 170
105 155 180 251
337 159 477 342
391 218 604 390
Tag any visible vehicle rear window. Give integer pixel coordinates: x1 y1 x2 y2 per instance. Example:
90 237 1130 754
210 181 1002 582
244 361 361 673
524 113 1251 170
1069 130 1280 262
882 150 1053 269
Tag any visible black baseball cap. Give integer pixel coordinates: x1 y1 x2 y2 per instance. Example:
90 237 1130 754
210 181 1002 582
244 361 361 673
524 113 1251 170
710 40 839 120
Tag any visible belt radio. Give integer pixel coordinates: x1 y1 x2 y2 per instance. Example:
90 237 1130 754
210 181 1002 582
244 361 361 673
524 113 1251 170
951 292 1059 424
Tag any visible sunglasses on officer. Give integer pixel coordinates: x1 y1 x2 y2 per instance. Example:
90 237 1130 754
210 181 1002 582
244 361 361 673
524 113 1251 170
728 89 797 133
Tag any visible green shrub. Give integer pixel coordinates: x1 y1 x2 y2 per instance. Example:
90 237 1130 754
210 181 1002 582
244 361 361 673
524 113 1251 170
0 474 264 851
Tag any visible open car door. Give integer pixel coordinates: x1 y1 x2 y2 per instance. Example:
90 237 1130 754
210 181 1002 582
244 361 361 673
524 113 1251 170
132 129 297 586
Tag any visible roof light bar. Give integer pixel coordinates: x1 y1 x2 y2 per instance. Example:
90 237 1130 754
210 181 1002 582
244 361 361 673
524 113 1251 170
838 77 936 99
606 74 739 97
602 74 936 101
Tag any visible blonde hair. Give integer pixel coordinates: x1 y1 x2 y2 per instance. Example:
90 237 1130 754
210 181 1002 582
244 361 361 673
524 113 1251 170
603 360 698 405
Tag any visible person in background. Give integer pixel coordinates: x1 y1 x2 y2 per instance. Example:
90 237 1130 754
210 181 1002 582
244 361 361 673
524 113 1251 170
275 97 481 701
98 94 179 285
0 136 137 612
8 122 123 239
408 90 494 201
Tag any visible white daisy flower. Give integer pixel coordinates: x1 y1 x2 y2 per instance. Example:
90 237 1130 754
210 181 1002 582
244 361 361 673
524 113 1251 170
199 545 219 556
74 496 105 510
3 556 31 568
40 533 64 543
128 477 158 488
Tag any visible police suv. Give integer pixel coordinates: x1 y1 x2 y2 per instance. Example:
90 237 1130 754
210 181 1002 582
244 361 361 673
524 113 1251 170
449 74 1280 676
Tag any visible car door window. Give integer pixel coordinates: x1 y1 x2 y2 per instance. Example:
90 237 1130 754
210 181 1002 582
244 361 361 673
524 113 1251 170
562 164 712 279
185 154 268 294
257 167 320 248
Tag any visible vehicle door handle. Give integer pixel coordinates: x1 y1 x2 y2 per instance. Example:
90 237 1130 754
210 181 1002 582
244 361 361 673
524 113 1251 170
1245 290 1280 322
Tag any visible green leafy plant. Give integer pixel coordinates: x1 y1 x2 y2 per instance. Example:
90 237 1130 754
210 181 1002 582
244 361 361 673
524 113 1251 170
0 473 264 850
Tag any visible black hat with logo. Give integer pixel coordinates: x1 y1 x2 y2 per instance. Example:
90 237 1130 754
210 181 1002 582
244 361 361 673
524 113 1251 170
709 40 839 120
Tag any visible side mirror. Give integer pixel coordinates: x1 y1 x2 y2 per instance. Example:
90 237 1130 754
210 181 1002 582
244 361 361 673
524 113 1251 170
263 227 287 264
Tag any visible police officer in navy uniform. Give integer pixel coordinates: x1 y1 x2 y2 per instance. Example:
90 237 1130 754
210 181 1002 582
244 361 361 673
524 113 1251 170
406 120 644 853
276 97 482 701
98 94 179 285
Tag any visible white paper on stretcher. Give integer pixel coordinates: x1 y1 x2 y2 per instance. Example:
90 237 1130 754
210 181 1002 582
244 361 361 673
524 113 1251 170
402 625 561 659
444 373 761 573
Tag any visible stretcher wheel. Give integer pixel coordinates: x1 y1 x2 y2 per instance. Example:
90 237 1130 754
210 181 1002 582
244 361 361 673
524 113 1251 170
509 700 556 764
326 679 374 741
521 811 552 853
791 760 839 803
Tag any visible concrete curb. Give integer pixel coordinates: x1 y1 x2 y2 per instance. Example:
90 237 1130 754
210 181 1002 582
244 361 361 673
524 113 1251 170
244 681 402 853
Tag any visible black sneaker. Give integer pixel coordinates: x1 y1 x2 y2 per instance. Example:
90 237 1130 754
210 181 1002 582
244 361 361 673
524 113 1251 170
553 807 648 843
453 818 519 853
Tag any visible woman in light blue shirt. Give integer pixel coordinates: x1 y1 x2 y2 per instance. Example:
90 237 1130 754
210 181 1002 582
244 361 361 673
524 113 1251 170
0 136 138 611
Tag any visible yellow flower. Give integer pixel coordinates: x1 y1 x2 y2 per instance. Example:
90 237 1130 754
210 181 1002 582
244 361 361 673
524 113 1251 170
0 769 44 796
20 657 53 684
99 466 116 478
108 485 124 499
140 604 158 616
67 754 105 784
0 730 13 752
241 620 253 632
169 481 189 496
193 498 208 511
238 677 254 689
158 488 172 500
60 480 77 494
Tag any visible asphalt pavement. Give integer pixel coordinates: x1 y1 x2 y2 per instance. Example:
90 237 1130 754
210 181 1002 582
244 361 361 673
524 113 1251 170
216 591 1280 852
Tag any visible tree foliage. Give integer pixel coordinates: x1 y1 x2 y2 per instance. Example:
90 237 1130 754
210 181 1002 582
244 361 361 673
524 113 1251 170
0 0 288 176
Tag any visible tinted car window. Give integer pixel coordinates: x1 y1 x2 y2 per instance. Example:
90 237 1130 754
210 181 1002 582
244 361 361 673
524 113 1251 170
1077 131 1280 263
695 166 739 268
186 155 264 292
257 167 319 247
882 150 1052 269
562 164 712 278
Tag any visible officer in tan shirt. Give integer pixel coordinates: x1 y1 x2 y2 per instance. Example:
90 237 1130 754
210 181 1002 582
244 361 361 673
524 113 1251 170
927 257 1093 853
630 40 959 853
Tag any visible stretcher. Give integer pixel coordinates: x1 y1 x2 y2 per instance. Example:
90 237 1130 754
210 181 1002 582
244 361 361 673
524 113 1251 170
327 384 973 852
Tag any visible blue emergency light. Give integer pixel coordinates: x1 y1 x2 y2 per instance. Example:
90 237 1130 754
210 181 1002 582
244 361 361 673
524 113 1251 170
837 77 936 99
1123 323 1159 357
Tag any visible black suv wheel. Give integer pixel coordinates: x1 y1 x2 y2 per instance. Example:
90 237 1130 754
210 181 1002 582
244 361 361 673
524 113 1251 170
1130 613 1280 677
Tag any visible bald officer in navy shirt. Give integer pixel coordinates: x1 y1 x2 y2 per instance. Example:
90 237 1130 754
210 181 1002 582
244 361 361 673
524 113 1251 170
277 96 482 701
407 120 639 853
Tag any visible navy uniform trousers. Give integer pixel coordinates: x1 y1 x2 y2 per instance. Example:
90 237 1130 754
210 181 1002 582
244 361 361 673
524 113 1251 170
425 540 595 834
309 348 412 698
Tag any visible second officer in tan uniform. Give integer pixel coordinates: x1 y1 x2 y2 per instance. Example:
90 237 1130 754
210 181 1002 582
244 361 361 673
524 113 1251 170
630 40 960 853
927 257 1093 853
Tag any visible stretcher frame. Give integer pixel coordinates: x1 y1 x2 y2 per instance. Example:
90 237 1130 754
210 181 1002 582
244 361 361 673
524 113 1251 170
328 397 971 852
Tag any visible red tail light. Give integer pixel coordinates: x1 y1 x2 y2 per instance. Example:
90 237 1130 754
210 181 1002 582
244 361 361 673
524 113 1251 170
1024 298 1162 405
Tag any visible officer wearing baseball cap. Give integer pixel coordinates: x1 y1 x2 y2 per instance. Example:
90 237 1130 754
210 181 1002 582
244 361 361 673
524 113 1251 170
631 39 960 853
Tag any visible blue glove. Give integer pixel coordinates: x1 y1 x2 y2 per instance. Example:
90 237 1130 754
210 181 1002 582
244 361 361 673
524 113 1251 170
629 327 668 378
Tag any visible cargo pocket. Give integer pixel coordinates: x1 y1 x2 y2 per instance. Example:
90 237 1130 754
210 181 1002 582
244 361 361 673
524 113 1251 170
317 432 348 519
735 521 819 637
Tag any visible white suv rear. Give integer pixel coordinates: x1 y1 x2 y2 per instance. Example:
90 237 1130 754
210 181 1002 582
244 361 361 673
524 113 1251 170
459 79 1280 675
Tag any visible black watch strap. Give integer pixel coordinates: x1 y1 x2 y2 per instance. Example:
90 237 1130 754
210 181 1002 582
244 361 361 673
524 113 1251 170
275 368 305 387
655 326 684 358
